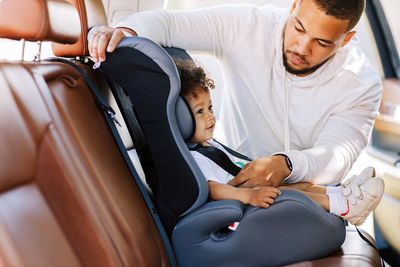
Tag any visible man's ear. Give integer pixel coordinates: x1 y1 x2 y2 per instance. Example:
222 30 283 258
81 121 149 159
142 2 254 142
290 0 299 13
342 31 356 47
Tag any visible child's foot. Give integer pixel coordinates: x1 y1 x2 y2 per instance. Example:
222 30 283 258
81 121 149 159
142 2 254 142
341 176 384 226
343 166 375 187
342 167 376 202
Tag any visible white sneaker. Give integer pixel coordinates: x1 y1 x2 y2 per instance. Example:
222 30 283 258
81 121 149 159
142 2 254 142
342 167 375 201
341 176 384 226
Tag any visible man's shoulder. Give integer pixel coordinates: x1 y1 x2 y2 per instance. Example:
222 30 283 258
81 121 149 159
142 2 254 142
258 4 289 23
341 44 382 87
215 3 288 23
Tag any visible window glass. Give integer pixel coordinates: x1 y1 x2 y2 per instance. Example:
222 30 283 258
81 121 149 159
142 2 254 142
380 0 400 56
0 39 53 61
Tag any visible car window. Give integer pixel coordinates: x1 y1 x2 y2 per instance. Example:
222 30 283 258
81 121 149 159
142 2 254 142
0 39 53 61
380 0 400 56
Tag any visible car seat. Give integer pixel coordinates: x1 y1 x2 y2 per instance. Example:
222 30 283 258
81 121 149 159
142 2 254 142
96 36 346 266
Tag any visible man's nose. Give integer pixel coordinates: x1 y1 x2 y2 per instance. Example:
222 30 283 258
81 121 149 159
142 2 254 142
296 35 312 56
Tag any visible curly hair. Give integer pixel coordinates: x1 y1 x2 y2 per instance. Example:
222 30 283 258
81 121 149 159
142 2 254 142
174 58 215 98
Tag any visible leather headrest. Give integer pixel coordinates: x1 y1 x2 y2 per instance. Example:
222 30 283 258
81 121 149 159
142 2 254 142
52 0 107 57
0 0 80 44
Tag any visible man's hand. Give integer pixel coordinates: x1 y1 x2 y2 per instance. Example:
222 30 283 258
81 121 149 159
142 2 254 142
227 155 291 188
88 26 137 62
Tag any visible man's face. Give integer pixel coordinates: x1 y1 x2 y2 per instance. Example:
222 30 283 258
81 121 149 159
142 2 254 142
283 0 355 76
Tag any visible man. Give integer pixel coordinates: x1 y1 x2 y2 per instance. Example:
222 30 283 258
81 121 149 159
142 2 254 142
89 0 382 188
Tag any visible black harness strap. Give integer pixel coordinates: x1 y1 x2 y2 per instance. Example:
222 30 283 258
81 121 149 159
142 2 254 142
189 143 245 177
212 138 253 161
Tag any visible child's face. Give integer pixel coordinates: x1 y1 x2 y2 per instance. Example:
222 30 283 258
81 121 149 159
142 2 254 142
186 88 216 144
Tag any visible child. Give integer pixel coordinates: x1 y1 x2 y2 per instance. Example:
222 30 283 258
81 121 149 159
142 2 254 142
175 59 384 226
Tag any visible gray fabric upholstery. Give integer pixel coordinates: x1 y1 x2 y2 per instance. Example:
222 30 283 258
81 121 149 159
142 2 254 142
172 190 346 267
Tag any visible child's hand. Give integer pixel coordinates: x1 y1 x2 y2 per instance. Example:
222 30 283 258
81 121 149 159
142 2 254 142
246 187 281 208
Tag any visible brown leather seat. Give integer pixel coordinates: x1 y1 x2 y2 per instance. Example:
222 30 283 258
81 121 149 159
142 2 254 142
0 0 170 266
287 228 382 267
0 0 383 266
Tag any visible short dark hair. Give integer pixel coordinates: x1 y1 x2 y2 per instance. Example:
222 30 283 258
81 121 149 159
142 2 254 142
174 59 215 98
312 0 365 31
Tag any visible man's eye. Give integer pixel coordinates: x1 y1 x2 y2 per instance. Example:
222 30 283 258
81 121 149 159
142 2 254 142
295 26 304 33
318 41 328 47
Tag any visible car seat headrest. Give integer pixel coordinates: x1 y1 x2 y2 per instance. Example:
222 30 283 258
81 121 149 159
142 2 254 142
0 0 80 44
52 0 107 57
175 97 195 141
163 47 196 142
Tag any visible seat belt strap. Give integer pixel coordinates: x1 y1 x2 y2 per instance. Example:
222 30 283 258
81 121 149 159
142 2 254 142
355 227 385 267
190 144 242 176
212 138 253 161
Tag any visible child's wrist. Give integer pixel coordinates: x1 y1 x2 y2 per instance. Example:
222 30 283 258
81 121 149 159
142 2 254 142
236 187 251 205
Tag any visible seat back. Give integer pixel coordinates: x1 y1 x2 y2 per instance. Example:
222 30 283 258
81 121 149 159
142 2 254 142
98 38 209 234
0 0 172 266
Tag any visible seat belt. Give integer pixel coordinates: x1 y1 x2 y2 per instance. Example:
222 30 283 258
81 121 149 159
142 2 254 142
355 226 386 267
212 138 253 161
189 141 253 177
189 144 242 176
103 77 159 193
46 57 177 266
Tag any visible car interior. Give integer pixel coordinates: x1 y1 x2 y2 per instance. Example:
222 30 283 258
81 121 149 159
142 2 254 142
0 0 399 266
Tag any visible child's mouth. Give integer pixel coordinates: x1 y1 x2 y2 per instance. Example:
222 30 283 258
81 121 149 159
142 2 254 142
207 124 215 131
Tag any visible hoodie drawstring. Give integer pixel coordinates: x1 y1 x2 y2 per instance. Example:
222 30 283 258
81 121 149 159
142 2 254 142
283 75 290 152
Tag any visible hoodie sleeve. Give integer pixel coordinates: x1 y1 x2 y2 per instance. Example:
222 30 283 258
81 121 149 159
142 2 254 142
115 5 275 58
277 81 382 185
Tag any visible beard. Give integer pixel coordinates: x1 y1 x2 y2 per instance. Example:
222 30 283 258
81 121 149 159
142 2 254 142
282 50 333 75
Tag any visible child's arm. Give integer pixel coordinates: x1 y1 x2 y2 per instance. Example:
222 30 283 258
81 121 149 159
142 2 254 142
208 181 281 208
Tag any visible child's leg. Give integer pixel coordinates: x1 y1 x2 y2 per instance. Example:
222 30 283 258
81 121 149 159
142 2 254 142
281 166 376 195
279 185 349 218
300 191 330 212
279 168 385 226
280 182 327 194
278 185 329 211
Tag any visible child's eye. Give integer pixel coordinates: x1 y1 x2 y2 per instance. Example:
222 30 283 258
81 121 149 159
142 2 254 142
196 109 203 114
209 105 213 112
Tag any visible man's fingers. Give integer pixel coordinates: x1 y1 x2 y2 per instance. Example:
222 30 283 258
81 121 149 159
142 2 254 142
88 29 98 58
87 26 124 62
97 33 113 62
91 34 101 62
238 163 251 174
228 163 251 186
228 171 247 186
107 30 125 53
228 175 246 187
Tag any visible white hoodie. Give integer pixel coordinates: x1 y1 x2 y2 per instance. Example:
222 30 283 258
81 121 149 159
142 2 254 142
117 4 382 184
